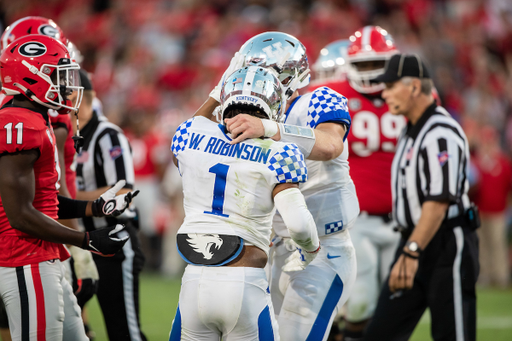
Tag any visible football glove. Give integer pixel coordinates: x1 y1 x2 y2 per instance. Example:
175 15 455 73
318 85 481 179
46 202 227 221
282 239 321 272
82 224 129 257
69 246 99 308
91 180 139 217
209 52 246 103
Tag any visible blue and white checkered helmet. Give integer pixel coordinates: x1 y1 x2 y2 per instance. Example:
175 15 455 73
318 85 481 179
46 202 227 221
220 65 286 123
311 39 351 83
239 32 310 99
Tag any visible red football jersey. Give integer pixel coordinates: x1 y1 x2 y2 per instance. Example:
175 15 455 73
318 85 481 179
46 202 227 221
311 80 406 214
0 106 69 267
50 111 77 199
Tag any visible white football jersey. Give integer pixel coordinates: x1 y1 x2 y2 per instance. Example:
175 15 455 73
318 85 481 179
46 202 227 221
274 87 360 237
171 116 308 255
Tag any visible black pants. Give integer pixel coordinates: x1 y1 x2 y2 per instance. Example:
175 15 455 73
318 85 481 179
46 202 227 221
93 223 147 341
365 226 479 341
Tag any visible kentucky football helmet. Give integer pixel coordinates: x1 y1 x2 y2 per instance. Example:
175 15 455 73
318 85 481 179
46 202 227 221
0 35 83 112
220 66 285 122
311 39 351 83
346 26 398 93
1 16 68 52
239 32 310 99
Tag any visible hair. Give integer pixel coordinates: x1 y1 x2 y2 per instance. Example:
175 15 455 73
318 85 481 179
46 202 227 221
223 103 268 120
401 76 433 95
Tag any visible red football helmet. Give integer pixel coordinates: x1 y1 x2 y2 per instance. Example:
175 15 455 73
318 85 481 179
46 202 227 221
346 26 398 93
0 35 83 111
1 16 68 52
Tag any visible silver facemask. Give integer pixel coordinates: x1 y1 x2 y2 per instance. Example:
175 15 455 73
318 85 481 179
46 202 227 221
239 32 310 99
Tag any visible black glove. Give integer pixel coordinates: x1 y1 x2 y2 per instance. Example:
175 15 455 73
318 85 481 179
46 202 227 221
82 224 129 256
91 180 140 217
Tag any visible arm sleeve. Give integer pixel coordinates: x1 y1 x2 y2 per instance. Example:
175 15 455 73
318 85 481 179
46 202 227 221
97 130 135 188
267 143 308 184
274 188 319 252
306 87 351 141
57 195 88 219
171 118 194 158
420 128 466 203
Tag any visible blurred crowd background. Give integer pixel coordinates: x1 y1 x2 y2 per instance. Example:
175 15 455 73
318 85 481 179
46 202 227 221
1 0 512 286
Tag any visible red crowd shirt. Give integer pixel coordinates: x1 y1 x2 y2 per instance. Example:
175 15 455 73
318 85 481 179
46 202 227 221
0 106 70 267
310 80 406 215
126 130 167 178
474 153 512 213
49 110 77 199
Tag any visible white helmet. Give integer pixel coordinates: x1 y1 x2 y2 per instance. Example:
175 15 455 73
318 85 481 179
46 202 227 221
239 32 310 99
220 66 285 122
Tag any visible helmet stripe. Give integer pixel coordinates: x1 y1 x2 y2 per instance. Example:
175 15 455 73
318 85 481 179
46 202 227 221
242 68 257 96
361 26 373 52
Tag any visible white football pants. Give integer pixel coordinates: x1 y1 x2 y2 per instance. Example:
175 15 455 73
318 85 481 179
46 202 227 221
344 213 400 322
270 230 356 341
169 265 280 340
0 260 88 341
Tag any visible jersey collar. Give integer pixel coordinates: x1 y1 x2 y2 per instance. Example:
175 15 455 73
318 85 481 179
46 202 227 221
1 97 50 125
81 110 100 142
283 95 301 123
405 102 438 140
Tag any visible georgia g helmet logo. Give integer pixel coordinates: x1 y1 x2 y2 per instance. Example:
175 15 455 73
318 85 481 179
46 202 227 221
18 41 47 57
38 25 59 38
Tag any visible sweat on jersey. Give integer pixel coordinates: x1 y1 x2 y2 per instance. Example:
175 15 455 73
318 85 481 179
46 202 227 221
273 86 360 237
171 116 308 255
0 106 69 267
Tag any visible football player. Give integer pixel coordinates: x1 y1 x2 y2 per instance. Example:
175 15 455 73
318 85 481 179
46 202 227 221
195 32 358 341
309 26 404 340
0 35 137 341
169 66 320 340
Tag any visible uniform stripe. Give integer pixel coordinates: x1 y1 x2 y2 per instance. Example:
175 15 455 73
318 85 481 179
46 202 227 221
16 267 30 341
121 233 142 341
257 305 274 340
361 26 372 51
453 227 464 341
306 274 343 341
30 264 46 341
169 306 181 341
393 106 470 229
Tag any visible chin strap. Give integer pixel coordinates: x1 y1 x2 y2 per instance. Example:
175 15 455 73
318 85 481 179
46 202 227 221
72 109 84 153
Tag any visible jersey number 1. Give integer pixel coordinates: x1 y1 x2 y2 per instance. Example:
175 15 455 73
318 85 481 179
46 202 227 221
204 163 230 218
4 122 23 144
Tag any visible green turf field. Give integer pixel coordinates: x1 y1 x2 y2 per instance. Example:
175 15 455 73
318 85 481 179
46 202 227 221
86 272 512 340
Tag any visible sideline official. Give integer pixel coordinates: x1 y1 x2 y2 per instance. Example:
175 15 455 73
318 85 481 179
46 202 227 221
364 54 479 341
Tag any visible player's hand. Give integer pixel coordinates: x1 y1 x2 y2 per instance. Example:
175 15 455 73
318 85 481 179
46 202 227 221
281 239 320 272
69 245 99 308
388 253 419 292
91 180 139 217
225 114 266 144
209 52 246 103
81 224 129 257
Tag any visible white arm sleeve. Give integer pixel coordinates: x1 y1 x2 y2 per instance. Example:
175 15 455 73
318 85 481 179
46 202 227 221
274 187 319 252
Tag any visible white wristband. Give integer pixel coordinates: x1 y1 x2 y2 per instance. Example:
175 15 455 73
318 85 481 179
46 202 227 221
277 123 316 158
262 119 279 137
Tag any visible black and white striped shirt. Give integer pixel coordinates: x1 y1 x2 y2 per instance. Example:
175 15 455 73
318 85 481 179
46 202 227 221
391 103 470 230
76 112 135 231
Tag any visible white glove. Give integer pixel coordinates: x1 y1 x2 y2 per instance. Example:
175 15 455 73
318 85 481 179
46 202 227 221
92 180 139 217
69 245 99 280
209 52 246 103
282 239 321 272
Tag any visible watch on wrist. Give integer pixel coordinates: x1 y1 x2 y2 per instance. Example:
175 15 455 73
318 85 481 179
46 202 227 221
405 241 422 254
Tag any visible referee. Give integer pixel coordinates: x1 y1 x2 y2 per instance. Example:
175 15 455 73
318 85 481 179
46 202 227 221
74 70 147 341
364 54 479 341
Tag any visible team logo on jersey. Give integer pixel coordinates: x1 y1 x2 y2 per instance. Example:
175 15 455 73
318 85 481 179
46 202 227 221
38 25 59 38
372 98 384 108
187 234 223 260
19 41 47 57
437 151 450 167
348 98 361 112
109 146 123 160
